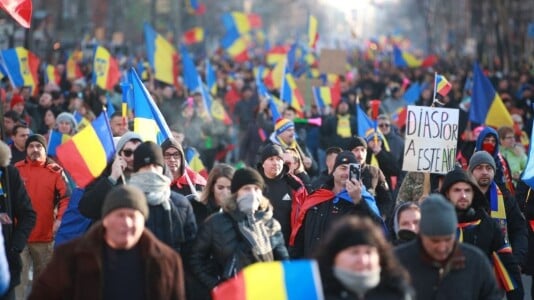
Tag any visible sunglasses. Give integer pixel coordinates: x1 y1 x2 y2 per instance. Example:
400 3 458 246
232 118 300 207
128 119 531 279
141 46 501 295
378 123 390 128
121 149 134 157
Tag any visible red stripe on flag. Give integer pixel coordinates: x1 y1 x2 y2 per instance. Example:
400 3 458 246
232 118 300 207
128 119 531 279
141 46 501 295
212 273 246 300
56 141 94 187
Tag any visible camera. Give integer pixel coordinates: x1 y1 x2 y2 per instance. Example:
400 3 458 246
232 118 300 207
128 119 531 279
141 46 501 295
349 163 361 181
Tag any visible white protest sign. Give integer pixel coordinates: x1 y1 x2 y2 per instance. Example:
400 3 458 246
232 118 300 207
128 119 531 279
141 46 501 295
402 105 459 174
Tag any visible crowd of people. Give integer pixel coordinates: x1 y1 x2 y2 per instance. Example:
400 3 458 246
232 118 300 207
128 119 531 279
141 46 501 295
0 33 532 299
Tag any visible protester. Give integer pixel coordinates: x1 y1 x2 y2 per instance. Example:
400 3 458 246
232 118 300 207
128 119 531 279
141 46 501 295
314 215 413 299
391 202 420 244
29 185 186 300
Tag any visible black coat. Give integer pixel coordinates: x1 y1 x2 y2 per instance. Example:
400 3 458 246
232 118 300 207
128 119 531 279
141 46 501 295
78 165 119 220
0 166 36 288
190 206 289 290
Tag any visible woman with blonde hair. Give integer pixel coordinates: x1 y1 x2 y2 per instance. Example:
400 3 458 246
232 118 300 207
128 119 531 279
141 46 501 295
190 167 289 291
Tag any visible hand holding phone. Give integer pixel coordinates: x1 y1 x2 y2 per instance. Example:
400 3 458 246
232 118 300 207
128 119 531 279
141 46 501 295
349 163 361 182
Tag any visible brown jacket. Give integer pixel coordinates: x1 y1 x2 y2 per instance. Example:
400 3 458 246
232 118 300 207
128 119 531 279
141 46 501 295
28 222 185 300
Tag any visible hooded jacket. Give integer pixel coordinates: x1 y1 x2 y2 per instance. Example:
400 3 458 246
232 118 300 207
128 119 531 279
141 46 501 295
475 127 514 193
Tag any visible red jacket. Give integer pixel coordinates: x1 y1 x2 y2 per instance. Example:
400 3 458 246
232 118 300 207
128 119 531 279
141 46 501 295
15 159 70 242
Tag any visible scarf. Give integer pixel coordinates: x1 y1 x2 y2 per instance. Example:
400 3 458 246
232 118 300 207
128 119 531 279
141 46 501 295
498 153 515 195
333 267 381 298
129 172 172 210
236 210 274 262
456 219 481 242
488 182 509 243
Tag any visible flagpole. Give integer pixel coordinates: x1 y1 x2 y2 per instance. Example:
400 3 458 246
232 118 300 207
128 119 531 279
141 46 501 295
432 72 437 105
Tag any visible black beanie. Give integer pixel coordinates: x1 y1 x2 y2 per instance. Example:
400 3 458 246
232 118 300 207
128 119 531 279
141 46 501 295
332 151 358 172
260 144 284 162
25 134 47 151
231 167 265 193
133 141 164 172
347 136 367 151
101 185 149 219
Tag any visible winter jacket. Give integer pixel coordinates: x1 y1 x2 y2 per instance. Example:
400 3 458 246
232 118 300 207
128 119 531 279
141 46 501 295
395 239 501 300
322 275 413 300
190 206 289 290
290 189 383 258
15 159 70 242
0 165 36 288
78 163 122 220
28 223 186 300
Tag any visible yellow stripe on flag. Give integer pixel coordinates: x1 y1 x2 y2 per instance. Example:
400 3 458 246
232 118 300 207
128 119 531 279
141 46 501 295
154 35 178 85
73 126 108 177
486 95 513 128
134 118 160 143
243 262 287 300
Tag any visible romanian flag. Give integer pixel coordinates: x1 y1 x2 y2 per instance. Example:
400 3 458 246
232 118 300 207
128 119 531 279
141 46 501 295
308 15 318 49
212 260 323 300
356 102 376 137
266 46 288 66
435 74 452 97
491 251 517 292
47 130 71 157
221 33 249 63
0 0 32 28
129 68 172 144
73 111 91 131
403 82 426 105
92 46 121 91
66 50 83 80
521 125 534 189
0 47 40 94
144 23 179 86
184 147 208 178
256 67 281 123
185 0 206 15
183 27 204 45
469 63 513 128
179 45 200 92
221 12 252 35
206 59 217 95
56 113 115 188
280 65 304 113
198 76 232 125
312 86 340 110
45 64 61 85
392 46 421 68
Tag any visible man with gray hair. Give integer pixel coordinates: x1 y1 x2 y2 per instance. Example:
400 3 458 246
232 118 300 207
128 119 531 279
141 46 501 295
395 194 500 299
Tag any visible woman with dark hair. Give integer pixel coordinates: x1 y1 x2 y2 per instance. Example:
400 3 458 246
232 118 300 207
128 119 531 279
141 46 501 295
196 163 235 224
314 215 413 300
190 167 289 292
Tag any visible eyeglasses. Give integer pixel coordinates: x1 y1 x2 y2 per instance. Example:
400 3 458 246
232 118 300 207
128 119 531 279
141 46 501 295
378 123 390 128
121 149 134 158
164 152 181 160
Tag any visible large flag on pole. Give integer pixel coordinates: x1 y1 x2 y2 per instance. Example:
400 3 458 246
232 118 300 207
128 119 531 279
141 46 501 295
0 47 40 94
469 63 513 128
129 68 172 144
56 113 115 188
144 23 179 86
92 46 121 91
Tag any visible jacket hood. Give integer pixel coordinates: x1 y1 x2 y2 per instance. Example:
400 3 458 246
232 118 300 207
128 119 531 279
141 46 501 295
475 127 499 156
440 168 488 211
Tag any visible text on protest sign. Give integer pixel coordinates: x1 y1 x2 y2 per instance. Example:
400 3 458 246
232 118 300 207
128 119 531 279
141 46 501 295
402 106 459 174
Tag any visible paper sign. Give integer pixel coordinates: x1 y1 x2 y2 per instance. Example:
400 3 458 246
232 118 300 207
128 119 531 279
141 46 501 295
402 105 459 174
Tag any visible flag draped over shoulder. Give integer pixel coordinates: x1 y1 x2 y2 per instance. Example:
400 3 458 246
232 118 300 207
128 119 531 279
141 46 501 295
56 113 115 188
92 46 121 91
144 23 179 86
0 47 40 94
212 260 323 300
469 63 513 128
129 68 172 144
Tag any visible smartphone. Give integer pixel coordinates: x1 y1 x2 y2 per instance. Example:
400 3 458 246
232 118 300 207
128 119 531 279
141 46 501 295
349 163 361 181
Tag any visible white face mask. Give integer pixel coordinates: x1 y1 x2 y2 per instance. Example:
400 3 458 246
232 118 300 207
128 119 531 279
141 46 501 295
237 193 260 214
333 266 381 297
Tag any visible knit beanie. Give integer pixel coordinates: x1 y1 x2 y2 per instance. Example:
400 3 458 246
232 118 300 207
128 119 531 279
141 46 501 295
25 134 47 151
115 132 143 152
332 151 358 172
101 185 149 219
260 144 284 163
328 224 379 257
419 194 458 236
468 151 496 172
133 141 164 172
10 94 24 109
56 112 78 131
231 167 265 193
274 118 295 135
347 136 368 151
